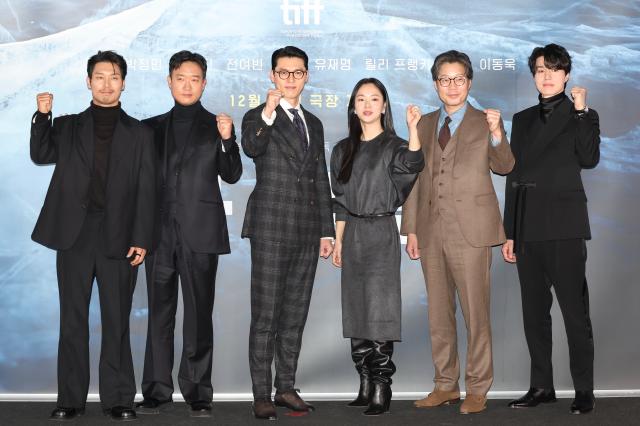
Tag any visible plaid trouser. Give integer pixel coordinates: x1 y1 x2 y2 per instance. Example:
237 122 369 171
248 239 319 399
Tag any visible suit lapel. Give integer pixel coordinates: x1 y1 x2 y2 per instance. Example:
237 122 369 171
75 107 94 172
420 111 439 178
181 106 213 162
299 105 316 168
107 110 133 193
526 97 572 163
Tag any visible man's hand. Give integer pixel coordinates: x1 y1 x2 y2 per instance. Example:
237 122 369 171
405 233 420 260
502 239 516 263
216 113 233 140
484 108 502 142
126 246 147 266
319 238 333 258
37 92 53 114
570 86 587 111
406 105 422 130
263 89 282 117
332 241 342 268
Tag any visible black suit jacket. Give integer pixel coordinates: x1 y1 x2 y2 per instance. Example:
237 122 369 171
30 107 156 257
241 103 334 245
504 96 600 242
144 105 242 254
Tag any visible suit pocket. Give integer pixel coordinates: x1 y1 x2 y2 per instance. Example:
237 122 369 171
474 193 497 206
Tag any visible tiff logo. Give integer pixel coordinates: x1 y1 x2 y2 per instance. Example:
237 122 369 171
281 0 324 25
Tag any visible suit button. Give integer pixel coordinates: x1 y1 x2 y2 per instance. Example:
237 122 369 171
439 182 443 186
175 170 180 176
81 203 87 209
442 157 445 161
310 178 314 183
438 195 443 199
297 178 300 183
294 198 298 202
310 200 315 206
440 170 444 174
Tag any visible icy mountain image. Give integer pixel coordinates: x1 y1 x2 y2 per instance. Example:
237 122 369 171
0 0 638 394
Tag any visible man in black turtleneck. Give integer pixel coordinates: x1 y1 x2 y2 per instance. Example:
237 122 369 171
31 51 155 422
136 51 242 417
502 44 600 415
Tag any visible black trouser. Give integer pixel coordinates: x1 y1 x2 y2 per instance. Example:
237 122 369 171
248 239 318 399
56 212 137 410
516 239 594 391
141 220 219 404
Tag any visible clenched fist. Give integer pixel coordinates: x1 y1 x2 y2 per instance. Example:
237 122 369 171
216 113 233 140
37 92 53 114
406 104 421 130
570 86 587 111
264 89 282 117
484 108 502 142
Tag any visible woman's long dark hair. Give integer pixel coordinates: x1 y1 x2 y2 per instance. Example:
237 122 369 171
337 77 395 183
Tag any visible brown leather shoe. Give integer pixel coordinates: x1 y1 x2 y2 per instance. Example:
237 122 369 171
460 394 487 414
414 389 461 408
252 399 277 420
274 390 315 412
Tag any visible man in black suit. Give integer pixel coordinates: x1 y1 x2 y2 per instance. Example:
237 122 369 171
241 46 334 420
31 51 155 421
135 51 242 417
502 43 600 415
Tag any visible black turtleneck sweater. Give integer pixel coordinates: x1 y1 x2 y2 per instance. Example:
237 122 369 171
165 101 201 218
538 92 566 123
89 102 120 211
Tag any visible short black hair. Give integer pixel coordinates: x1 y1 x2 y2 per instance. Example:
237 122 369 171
169 50 208 78
87 50 127 79
271 46 309 70
430 50 473 81
528 43 572 76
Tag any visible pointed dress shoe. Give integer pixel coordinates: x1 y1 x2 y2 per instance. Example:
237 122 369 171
570 390 595 414
414 389 461 408
49 406 85 421
508 387 557 408
189 400 212 417
274 390 315 412
106 406 137 421
252 398 277 420
134 398 172 415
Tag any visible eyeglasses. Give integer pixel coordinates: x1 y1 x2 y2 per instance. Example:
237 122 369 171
274 69 307 80
437 75 467 87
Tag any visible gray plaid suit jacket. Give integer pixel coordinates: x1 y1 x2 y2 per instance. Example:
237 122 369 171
241 103 335 245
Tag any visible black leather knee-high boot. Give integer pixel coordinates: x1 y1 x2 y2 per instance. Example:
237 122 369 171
348 339 374 407
364 341 395 416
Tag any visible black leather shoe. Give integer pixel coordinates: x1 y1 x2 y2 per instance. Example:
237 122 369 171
570 390 595 414
189 401 212 417
49 406 84 421
135 398 172 415
274 390 315 412
508 387 557 408
363 382 391 416
107 406 137 421
252 399 277 420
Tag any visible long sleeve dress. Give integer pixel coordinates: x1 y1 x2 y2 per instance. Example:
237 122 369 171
330 130 424 341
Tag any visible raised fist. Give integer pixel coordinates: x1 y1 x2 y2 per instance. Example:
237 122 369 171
37 92 53 114
570 86 587 111
406 104 421 130
264 89 282 117
216 113 233 140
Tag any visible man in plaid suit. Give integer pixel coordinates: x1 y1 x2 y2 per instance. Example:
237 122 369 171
241 46 334 420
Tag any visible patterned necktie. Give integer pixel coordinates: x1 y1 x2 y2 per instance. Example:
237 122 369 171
288 108 308 151
438 116 452 150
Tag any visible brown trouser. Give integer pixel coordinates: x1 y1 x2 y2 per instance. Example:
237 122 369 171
420 214 493 396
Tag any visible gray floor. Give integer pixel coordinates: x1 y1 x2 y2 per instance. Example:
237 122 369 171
1 398 638 426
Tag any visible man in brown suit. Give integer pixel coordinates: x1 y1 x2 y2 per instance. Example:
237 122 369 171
401 50 514 414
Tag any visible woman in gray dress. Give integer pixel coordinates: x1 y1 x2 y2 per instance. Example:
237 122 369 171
331 78 424 415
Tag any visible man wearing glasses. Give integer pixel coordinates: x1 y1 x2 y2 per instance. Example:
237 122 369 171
401 50 514 414
241 46 334 420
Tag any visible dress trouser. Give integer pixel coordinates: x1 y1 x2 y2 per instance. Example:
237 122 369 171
248 239 319 399
56 212 137 410
516 239 594 391
420 214 493 396
141 220 219 404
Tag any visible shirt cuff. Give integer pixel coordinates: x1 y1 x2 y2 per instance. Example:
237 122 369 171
32 111 51 124
220 138 234 153
261 109 277 126
489 133 503 147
